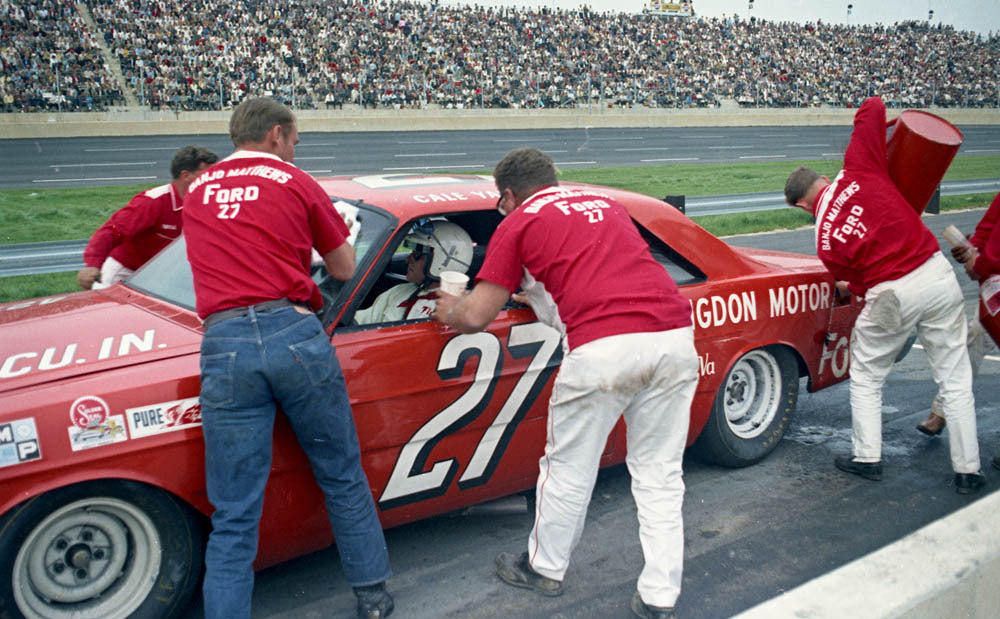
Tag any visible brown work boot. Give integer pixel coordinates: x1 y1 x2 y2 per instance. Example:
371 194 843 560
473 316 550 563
495 552 563 597
917 412 945 436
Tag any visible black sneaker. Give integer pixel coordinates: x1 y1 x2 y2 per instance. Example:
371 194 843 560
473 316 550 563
955 472 986 495
354 582 394 619
834 455 883 481
495 551 563 597
631 591 676 619
992 455 1000 471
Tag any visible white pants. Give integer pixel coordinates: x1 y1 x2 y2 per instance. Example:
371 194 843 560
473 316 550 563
527 326 699 608
930 316 993 416
92 257 133 290
850 252 979 473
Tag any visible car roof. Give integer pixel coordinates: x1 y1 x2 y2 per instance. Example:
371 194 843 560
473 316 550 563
315 174 762 280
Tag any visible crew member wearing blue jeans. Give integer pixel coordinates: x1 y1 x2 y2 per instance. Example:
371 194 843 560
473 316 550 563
183 97 393 619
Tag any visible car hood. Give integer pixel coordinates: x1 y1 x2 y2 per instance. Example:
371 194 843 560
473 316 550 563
0 286 203 394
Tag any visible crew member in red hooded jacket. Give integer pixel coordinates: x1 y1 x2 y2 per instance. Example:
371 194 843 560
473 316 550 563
784 96 984 494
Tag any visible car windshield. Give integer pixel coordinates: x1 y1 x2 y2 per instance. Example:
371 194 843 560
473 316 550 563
127 200 393 317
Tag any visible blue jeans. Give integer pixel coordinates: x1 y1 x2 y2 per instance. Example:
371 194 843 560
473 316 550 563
199 305 391 619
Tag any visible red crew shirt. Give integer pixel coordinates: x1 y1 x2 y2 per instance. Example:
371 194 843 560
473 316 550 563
83 182 183 270
182 150 349 318
477 185 692 351
812 97 940 297
972 191 1000 280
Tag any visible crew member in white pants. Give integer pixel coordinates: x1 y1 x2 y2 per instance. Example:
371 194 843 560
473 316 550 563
434 147 698 619
528 329 698 605
850 253 979 474
784 96 984 494
918 190 1000 436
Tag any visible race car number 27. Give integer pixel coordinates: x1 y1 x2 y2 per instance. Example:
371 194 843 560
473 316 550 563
378 322 561 510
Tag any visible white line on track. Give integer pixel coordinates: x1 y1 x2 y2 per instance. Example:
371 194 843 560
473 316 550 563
709 145 753 149
758 133 798 137
304 170 333 174
383 164 484 171
542 150 569 153
493 138 550 142
680 134 725 139
49 162 156 167
395 152 467 157
641 157 699 162
785 144 830 147
552 160 598 165
84 147 181 152
294 156 337 160
591 137 643 141
740 154 787 159
614 147 671 152
822 153 843 157
33 176 158 183
965 149 1000 153
398 140 448 144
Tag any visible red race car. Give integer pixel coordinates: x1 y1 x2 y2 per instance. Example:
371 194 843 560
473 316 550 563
0 174 861 619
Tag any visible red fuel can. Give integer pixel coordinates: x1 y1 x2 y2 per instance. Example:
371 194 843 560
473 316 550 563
886 110 964 214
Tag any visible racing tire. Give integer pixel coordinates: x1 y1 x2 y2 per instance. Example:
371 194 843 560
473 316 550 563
0 480 204 619
691 346 799 468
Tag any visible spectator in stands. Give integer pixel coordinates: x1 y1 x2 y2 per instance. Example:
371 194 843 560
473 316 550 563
8 1 1000 113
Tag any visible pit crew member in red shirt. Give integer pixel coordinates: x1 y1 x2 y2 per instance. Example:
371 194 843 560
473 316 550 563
784 96 984 494
182 98 393 619
917 190 1000 436
355 220 472 324
432 148 698 619
77 145 218 289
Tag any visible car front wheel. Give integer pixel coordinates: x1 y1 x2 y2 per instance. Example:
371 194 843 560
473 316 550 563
692 346 799 468
0 480 203 619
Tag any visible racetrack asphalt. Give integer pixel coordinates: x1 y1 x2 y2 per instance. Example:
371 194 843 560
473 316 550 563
172 208 1000 618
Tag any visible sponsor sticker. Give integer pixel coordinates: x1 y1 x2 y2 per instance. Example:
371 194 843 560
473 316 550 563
67 395 128 452
0 417 42 468
126 397 201 439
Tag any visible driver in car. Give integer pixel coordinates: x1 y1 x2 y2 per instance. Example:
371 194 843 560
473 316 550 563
355 221 473 324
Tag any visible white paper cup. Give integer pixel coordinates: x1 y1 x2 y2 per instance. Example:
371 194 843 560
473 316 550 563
439 271 469 296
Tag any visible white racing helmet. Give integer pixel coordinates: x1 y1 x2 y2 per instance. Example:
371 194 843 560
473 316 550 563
406 220 474 280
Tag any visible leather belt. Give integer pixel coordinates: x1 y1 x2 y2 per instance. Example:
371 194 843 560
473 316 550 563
202 298 309 329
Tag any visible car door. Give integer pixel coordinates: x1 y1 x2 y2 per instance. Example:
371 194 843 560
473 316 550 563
331 308 564 526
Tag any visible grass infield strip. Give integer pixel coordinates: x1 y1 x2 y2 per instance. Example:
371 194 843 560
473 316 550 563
1 156 996 302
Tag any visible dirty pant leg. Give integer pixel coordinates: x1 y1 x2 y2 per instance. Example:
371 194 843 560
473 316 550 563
623 327 699 608
913 279 979 473
527 339 636 581
930 317 987 416
849 318 912 461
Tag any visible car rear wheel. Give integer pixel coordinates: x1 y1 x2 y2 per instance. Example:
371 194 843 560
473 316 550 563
0 480 203 619
692 346 799 468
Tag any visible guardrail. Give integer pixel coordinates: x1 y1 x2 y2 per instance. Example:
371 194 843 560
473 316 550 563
3 179 998 278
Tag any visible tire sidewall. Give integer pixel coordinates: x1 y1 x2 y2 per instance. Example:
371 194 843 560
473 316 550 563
0 480 203 619
694 346 799 468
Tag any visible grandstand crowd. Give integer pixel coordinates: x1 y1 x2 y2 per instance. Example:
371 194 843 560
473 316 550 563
2 0 998 113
